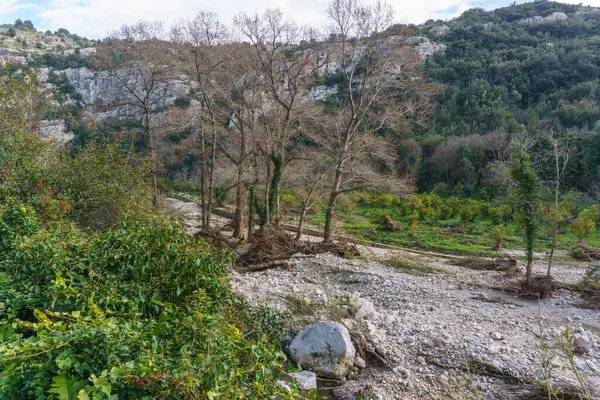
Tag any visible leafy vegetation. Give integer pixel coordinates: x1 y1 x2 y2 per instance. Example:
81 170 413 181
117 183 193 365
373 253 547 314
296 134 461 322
299 190 599 256
0 64 293 399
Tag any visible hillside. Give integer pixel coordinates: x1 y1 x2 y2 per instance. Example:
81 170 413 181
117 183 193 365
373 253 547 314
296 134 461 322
2 2 600 400
406 2 600 193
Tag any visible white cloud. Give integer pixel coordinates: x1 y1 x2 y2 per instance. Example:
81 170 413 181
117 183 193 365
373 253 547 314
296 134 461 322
13 0 600 38
31 0 477 38
0 0 36 14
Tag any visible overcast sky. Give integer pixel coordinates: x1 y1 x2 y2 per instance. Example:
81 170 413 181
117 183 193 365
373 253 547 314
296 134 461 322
2 0 600 39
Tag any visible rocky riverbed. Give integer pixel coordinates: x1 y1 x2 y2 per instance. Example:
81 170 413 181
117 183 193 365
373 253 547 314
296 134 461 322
233 250 599 399
167 198 600 399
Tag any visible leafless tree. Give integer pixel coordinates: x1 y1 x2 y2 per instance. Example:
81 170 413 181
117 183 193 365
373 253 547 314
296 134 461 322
317 0 432 241
546 135 572 276
170 13 231 227
211 44 265 239
234 9 327 224
95 21 172 208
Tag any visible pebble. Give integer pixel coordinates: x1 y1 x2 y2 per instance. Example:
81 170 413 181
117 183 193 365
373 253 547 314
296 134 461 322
354 356 366 369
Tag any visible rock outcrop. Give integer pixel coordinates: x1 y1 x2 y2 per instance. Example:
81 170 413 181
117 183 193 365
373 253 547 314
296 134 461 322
289 321 356 379
430 25 450 36
518 12 568 26
40 120 73 142
408 36 447 60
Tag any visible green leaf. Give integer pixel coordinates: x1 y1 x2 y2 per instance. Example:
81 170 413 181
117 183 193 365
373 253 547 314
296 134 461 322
48 375 69 399
48 375 87 400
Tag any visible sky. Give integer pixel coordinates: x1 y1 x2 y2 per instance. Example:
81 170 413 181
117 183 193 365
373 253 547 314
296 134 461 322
2 0 600 39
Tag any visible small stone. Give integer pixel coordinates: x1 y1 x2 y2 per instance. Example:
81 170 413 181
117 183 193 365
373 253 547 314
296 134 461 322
417 356 426 365
574 335 591 354
437 374 449 386
354 356 366 369
490 332 503 340
277 380 291 392
289 371 317 391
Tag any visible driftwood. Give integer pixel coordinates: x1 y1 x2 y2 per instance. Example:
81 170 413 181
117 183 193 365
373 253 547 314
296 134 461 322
243 260 293 272
381 217 401 232
572 243 600 261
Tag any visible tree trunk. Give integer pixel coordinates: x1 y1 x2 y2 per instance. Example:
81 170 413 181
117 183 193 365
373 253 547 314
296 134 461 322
247 181 255 239
324 165 343 243
269 152 283 225
198 116 208 227
296 175 323 240
145 106 159 208
494 238 503 252
233 132 247 239
233 165 245 239
264 148 271 225
206 122 217 228
547 141 560 277
526 234 534 286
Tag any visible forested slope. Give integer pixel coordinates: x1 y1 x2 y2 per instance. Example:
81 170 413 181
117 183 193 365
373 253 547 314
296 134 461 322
397 2 600 194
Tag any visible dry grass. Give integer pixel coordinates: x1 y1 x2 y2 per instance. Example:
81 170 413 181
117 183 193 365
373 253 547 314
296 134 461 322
452 257 520 277
382 256 449 276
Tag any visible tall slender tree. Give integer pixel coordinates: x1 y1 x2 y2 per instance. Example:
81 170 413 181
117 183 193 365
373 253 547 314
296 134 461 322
170 13 230 227
96 21 172 208
510 141 542 286
546 136 571 277
319 0 432 242
234 9 326 224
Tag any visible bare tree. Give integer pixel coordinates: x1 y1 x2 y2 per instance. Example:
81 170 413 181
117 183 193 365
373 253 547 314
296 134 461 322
234 9 327 224
317 0 432 241
212 44 265 239
546 135 572 276
95 21 172 208
170 13 230 227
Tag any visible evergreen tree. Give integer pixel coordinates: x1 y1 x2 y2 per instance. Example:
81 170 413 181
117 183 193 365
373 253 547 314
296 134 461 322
510 142 542 286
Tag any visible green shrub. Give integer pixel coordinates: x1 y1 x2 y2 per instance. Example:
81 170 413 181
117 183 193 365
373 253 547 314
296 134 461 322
0 199 37 251
488 204 511 225
578 261 600 300
350 191 372 205
174 96 191 108
445 196 461 217
280 192 297 208
408 212 419 235
53 134 153 231
490 224 506 251
459 199 480 226
0 213 291 399
336 193 356 213
569 208 597 242
369 193 399 208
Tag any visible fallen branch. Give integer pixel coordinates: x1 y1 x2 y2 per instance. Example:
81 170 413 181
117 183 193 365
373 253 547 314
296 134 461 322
242 261 292 272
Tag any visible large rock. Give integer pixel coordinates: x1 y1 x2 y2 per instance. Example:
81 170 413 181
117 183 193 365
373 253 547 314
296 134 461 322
289 321 356 379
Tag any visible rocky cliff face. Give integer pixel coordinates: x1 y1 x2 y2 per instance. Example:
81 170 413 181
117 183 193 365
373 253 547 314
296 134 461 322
518 11 568 26
27 34 443 142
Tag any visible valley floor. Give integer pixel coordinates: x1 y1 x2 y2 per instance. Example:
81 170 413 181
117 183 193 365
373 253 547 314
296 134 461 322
167 198 600 399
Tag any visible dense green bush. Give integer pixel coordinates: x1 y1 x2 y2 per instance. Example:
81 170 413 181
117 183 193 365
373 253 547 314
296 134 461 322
53 134 153 230
0 206 291 399
488 204 512 225
0 71 293 399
